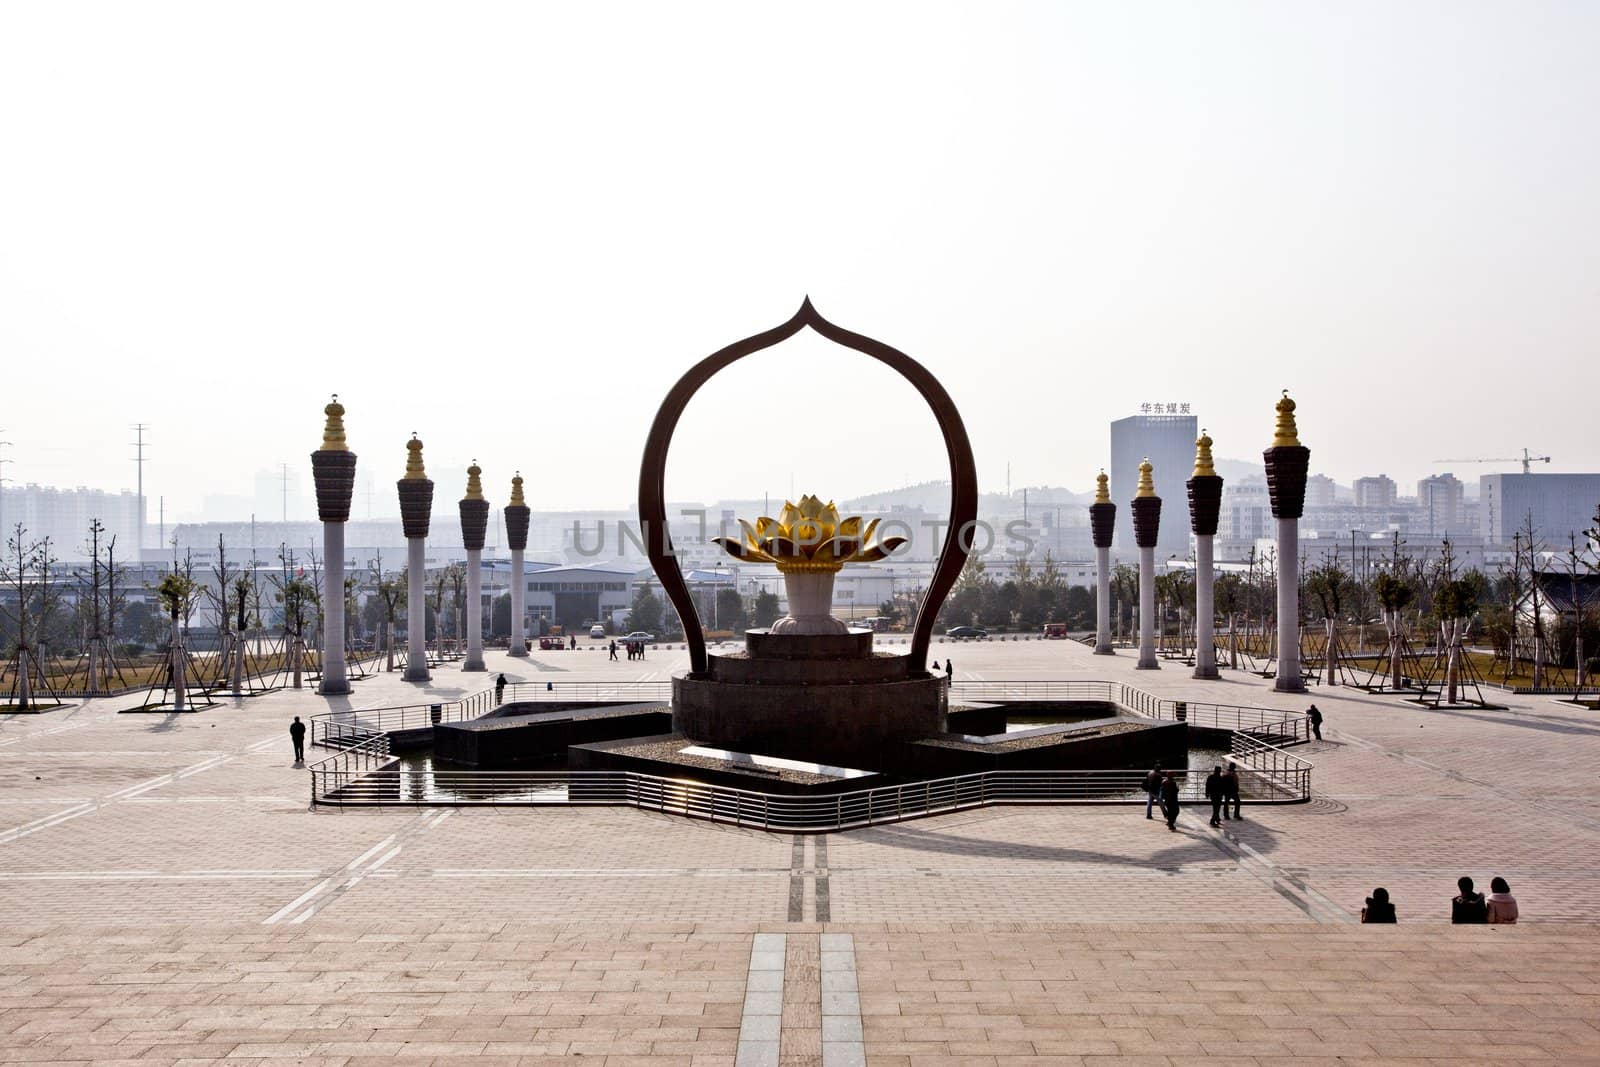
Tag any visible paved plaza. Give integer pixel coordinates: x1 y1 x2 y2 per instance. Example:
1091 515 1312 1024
3 638 1599 1064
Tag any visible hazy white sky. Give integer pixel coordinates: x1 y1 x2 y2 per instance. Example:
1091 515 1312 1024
2 1 1597 518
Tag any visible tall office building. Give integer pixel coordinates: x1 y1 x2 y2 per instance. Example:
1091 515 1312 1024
1109 412 1197 559
1480 473 1600 546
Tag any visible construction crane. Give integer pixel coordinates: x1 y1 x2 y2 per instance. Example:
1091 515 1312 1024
1433 447 1551 475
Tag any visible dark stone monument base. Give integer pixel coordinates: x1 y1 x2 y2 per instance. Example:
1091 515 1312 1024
434 702 670 767
672 672 946 768
900 717 1186 778
569 733 890 795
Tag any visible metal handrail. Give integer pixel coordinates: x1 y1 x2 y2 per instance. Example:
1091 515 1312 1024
307 766 1274 828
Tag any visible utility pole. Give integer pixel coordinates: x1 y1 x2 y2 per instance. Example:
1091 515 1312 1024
0 432 12 541
281 463 290 522
131 423 149 553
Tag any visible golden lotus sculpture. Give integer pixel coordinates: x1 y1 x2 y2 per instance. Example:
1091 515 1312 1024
713 494 907 635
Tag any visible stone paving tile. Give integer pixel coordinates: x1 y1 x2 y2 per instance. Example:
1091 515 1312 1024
3 644 1600 1060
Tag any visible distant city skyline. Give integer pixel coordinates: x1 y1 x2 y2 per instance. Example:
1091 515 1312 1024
3 4 1598 517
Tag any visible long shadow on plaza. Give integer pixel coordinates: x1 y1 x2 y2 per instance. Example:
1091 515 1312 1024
834 811 1284 870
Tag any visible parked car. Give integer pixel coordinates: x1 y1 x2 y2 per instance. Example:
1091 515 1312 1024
537 635 566 650
1042 623 1068 639
947 626 988 640
622 631 655 643
589 624 606 639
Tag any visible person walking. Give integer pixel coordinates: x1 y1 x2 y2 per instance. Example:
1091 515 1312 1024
1486 877 1519 924
1451 876 1488 924
495 673 507 705
608 640 618 661
569 633 577 651
1205 765 1225 827
1222 764 1241 820
1143 763 1163 819
1159 772 1181 831
289 716 306 763
1307 703 1323 741
945 658 954 677
1361 887 1396 923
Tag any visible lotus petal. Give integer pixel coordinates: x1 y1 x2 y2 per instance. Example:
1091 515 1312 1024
838 516 862 538
860 517 881 544
754 516 780 540
815 537 861 561
759 535 799 559
792 520 826 555
779 501 801 528
798 494 825 520
821 500 840 526
713 536 775 564
739 519 764 550
847 535 909 563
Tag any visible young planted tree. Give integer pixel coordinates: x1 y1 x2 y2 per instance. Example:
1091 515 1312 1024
1214 572 1244 669
1111 564 1138 645
203 534 245 696
1519 515 1549 687
1305 547 1354 685
1433 543 1476 707
2 524 60 709
447 563 467 653
155 571 197 711
272 547 316 689
372 558 406 672
73 519 118 693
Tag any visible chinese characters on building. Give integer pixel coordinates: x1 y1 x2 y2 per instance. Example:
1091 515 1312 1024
1139 402 1191 414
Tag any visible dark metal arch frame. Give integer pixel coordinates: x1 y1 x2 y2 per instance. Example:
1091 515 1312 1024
638 298 978 676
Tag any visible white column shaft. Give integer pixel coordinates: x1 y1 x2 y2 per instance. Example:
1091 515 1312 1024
1275 516 1305 692
1136 545 1158 669
405 537 430 681
320 523 349 695
463 549 485 671
1093 546 1113 654
508 548 527 656
1194 534 1216 678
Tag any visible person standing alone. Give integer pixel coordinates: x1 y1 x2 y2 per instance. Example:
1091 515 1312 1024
1159 772 1181 831
289 716 306 763
1222 764 1241 820
1205 765 1225 827
1307 703 1323 741
1143 764 1163 820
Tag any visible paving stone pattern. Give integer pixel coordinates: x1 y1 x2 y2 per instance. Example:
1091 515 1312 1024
1 641 1597 1062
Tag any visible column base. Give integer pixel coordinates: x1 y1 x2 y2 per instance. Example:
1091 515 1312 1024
317 680 352 696
1192 666 1219 680
1135 657 1160 670
1092 646 1115 655
462 658 486 672
403 667 432 683
507 647 529 658
1274 678 1307 693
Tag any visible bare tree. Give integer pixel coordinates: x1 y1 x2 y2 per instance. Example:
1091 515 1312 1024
155 571 197 711
2 524 58 709
1305 546 1353 685
371 549 405 672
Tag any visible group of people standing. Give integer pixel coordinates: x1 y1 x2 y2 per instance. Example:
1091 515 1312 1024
1144 763 1240 831
611 640 646 661
1361 877 1519 923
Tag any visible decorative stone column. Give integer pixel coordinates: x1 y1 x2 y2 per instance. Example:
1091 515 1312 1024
459 462 490 672
311 395 357 696
397 435 433 683
1089 471 1116 655
1130 458 1162 670
1264 392 1310 693
505 473 530 658
1187 430 1223 680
